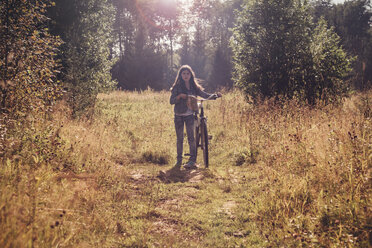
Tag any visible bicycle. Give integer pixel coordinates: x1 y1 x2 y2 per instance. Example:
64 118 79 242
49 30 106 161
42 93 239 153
187 94 221 168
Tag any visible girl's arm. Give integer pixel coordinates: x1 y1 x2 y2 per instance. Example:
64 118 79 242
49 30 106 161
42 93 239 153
196 87 212 99
170 87 179 105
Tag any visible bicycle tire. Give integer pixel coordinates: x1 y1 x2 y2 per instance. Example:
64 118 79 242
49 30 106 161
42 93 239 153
201 118 209 167
195 121 200 160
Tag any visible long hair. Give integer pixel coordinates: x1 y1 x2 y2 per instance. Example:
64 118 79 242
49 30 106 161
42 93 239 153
170 65 204 91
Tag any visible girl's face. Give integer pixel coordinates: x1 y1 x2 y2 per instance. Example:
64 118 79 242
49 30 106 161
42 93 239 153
181 69 191 83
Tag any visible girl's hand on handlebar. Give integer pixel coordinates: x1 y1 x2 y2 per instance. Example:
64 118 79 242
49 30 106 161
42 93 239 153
211 92 222 99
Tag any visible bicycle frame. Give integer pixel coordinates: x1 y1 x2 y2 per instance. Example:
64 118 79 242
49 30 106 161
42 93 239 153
188 94 219 167
189 94 218 117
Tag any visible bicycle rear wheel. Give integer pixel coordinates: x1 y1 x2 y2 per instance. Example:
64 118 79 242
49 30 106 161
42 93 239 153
201 118 209 167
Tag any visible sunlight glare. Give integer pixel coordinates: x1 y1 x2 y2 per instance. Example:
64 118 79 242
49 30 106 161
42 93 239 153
160 0 191 6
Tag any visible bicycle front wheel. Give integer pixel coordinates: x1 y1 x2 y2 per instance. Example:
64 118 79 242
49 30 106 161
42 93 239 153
201 118 209 167
194 121 200 160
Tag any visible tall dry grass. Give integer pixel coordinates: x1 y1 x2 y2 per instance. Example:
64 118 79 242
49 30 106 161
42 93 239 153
0 89 370 247
209 89 371 246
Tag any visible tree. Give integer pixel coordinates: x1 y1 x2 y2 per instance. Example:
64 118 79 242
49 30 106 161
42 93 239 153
111 0 169 90
209 45 232 90
231 0 351 103
49 0 116 117
309 18 352 102
311 0 333 23
232 0 312 99
192 21 208 79
112 0 136 59
179 34 192 66
324 0 372 89
206 0 242 89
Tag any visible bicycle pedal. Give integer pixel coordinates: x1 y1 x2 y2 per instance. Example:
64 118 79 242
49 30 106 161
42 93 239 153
208 135 213 140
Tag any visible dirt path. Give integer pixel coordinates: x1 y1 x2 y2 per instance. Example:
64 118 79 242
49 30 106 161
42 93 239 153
50 162 257 247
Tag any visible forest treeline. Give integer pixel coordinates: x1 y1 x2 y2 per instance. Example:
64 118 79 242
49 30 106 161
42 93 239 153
0 0 371 118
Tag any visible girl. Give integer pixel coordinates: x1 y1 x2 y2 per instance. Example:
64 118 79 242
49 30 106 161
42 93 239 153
170 65 221 169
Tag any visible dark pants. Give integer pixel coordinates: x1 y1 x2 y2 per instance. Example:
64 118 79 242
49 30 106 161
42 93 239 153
174 114 196 163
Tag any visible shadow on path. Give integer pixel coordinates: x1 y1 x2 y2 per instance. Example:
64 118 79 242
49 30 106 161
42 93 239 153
157 165 205 183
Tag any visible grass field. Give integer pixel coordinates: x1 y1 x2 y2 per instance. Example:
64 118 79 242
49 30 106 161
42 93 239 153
1 89 371 247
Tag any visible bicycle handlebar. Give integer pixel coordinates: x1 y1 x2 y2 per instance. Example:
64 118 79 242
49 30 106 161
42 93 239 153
188 94 221 101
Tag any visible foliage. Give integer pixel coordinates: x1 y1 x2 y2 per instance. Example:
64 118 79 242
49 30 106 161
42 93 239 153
231 0 352 103
179 34 193 66
0 0 63 170
44 0 371 96
312 0 372 89
231 0 312 100
207 0 242 89
310 18 352 102
191 20 208 79
330 0 371 60
49 0 117 117
110 0 240 91
0 0 62 117
209 45 233 90
189 0 241 90
111 0 174 90
113 50 167 90
333 0 372 89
